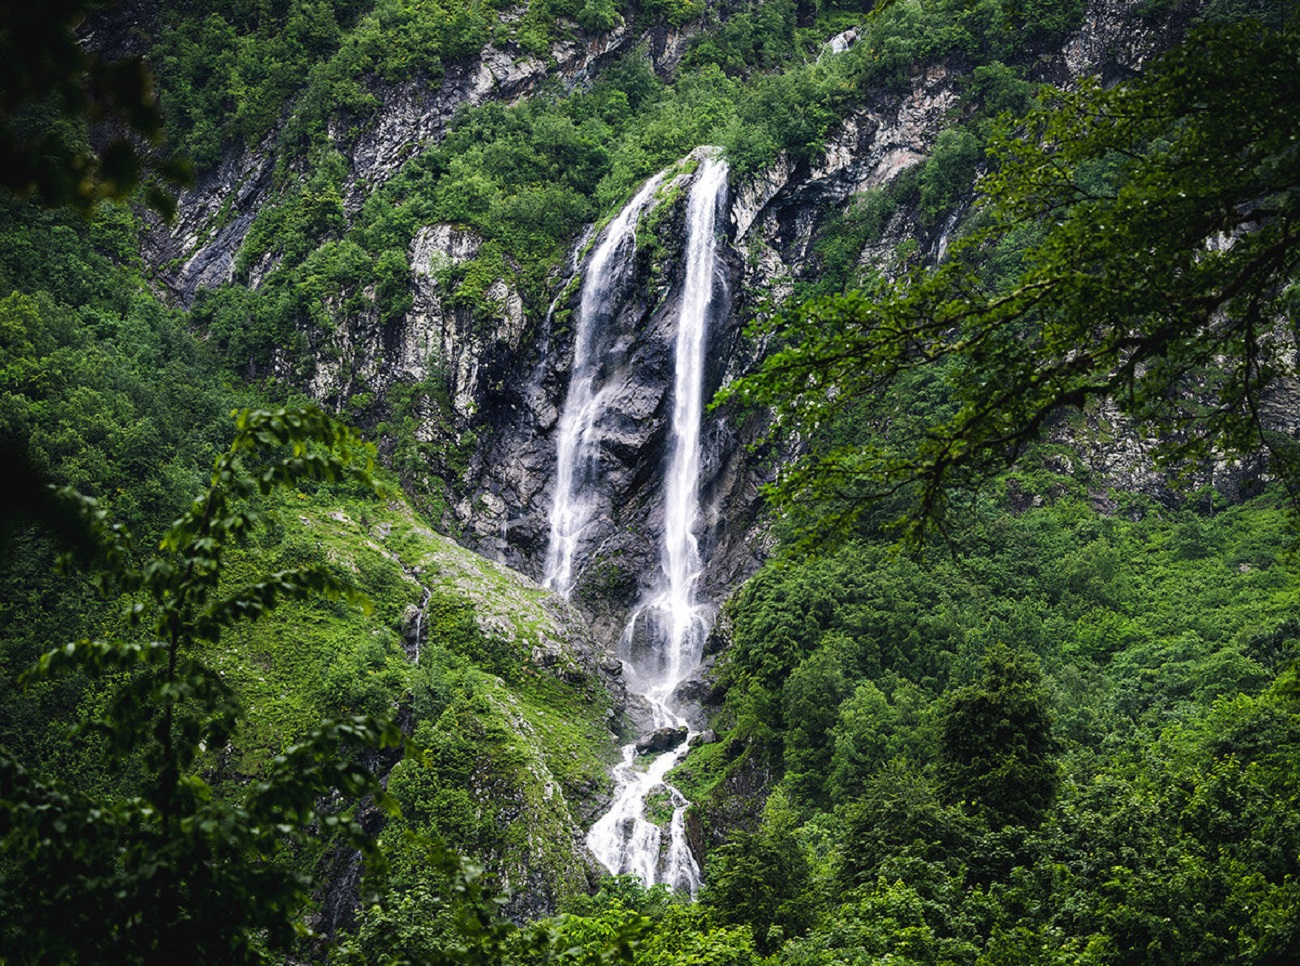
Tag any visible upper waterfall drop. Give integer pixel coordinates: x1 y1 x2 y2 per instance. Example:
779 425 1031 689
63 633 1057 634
543 173 666 598
624 151 729 700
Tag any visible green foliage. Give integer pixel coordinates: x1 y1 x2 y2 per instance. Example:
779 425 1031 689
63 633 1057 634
1 400 610 963
838 760 975 889
937 644 1060 827
632 903 759 965
15 3 1300 962
377 365 464 524
678 483 1300 961
155 0 364 168
682 0 800 75
337 861 513 966
967 61 1034 135
423 592 520 680
0 175 283 862
0 406 406 963
1014 0 1088 41
795 169 920 300
0 200 259 767
779 875 979 966
724 18 1300 545
238 150 349 274
918 126 981 226
153 0 645 170
189 283 292 377
827 679 896 801
703 789 814 954
639 0 706 28
782 643 851 807
724 542 960 703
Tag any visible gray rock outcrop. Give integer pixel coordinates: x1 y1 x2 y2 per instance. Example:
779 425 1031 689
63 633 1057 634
635 726 689 754
457 154 771 646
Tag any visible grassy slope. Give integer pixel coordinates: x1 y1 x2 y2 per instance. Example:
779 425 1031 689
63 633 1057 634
203 483 619 909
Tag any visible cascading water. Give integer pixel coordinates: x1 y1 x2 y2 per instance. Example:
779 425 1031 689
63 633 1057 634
583 152 730 894
543 174 665 597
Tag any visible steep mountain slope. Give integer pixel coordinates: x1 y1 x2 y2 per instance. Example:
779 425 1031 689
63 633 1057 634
233 489 623 923
124 0 1209 611
113 0 1234 884
11 0 1299 959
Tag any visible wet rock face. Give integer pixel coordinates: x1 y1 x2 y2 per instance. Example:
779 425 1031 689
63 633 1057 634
133 0 1210 636
270 220 527 432
135 0 1200 663
635 726 689 754
727 0 1200 323
457 155 771 647
126 0 1214 662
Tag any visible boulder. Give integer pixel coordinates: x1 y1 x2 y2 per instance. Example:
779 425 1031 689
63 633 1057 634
635 726 688 754
688 729 718 748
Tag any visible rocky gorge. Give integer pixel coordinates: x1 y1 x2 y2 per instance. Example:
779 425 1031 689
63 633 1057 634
137 0 1218 605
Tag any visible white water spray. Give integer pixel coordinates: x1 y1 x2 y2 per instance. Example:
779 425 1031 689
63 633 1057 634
584 152 729 894
543 175 666 597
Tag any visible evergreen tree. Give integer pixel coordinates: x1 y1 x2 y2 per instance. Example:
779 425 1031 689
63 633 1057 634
937 644 1059 828
703 790 813 955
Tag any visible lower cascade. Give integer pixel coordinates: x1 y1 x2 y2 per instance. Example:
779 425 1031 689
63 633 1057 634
583 152 730 893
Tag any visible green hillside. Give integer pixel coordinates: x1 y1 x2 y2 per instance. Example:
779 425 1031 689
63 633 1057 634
3 0 1300 962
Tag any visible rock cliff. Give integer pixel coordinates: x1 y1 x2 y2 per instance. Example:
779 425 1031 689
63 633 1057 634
109 0 1268 901
134 1 1217 628
141 14 700 308
461 151 768 645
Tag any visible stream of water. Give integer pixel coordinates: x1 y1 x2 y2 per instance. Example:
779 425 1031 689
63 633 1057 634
581 153 729 893
543 173 665 597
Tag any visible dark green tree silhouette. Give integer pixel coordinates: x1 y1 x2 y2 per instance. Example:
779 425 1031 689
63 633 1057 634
838 759 974 889
0 0 190 215
703 790 813 955
937 644 1059 828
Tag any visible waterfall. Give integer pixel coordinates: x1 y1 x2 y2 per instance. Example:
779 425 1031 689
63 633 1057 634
582 151 729 894
412 586 431 662
543 174 666 597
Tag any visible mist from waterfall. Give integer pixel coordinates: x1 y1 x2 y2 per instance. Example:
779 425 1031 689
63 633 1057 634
543 175 665 598
583 151 729 895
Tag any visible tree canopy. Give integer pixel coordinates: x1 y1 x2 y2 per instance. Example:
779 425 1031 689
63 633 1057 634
723 16 1300 545
0 0 190 216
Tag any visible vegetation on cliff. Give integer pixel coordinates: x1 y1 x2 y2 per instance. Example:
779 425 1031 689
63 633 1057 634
3 0 1300 963
726 15 1300 547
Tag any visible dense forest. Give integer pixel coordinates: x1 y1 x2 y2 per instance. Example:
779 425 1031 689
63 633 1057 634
2 0 1299 963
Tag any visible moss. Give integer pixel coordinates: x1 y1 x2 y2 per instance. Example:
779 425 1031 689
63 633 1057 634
577 557 635 605
665 733 735 805
179 476 621 907
635 178 687 263
643 786 675 826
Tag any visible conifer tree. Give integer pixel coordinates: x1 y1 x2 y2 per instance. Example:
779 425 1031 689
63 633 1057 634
937 644 1059 828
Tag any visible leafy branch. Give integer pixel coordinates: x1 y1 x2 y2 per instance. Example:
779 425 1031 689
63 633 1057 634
0 406 413 963
721 17 1300 548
